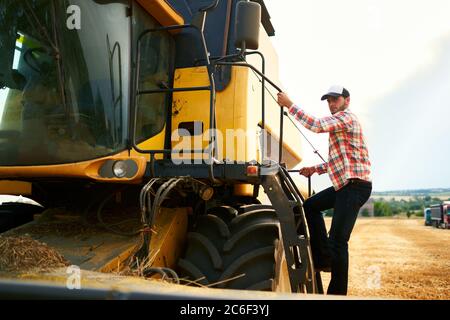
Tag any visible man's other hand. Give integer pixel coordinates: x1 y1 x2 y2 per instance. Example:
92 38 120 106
277 92 294 108
299 167 316 177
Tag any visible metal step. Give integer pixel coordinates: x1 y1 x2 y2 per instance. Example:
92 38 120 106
261 165 318 294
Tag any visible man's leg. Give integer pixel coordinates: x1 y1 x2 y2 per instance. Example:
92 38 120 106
303 186 336 268
327 183 372 295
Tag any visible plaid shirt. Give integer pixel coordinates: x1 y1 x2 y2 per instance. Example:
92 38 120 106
289 105 371 190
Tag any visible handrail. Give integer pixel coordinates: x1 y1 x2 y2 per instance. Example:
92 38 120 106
132 23 219 183
215 61 282 92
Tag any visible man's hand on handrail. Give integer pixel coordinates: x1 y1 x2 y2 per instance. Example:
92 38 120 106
299 166 316 178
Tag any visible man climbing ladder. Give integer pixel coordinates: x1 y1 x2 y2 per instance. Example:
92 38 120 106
277 85 372 295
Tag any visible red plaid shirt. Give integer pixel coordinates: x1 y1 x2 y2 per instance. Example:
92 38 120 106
289 105 371 190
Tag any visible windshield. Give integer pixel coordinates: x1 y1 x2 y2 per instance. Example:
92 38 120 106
0 0 130 166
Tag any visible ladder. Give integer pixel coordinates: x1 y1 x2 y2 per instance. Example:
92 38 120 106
261 165 323 294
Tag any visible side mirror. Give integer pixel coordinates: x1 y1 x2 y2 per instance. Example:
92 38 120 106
235 1 261 51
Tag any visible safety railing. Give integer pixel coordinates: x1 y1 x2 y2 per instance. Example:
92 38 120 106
131 22 218 182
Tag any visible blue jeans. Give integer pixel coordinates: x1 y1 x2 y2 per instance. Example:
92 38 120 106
303 179 372 295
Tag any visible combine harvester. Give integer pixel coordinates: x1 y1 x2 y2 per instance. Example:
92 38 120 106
0 0 325 298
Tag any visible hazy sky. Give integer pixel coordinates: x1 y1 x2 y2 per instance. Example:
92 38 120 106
264 0 450 191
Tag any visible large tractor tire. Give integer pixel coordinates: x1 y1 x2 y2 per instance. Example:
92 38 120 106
177 205 290 292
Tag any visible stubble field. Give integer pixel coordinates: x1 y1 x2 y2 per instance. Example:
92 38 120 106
320 218 450 300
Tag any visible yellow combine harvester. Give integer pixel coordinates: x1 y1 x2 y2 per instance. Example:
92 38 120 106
0 0 320 298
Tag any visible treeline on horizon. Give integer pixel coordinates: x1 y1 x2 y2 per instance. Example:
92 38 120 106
370 196 448 217
373 188 450 196
324 195 449 218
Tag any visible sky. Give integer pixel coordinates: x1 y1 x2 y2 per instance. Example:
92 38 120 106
264 0 450 192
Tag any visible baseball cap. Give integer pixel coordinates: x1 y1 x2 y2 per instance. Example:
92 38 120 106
321 85 350 101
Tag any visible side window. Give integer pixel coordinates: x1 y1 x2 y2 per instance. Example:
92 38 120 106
133 2 173 142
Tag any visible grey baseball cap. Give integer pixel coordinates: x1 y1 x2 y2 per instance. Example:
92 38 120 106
321 85 350 101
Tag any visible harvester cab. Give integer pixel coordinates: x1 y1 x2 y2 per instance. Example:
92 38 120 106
0 0 322 298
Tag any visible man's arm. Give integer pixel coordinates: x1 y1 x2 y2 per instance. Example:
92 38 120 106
313 162 328 175
276 92 353 133
299 163 328 177
289 105 352 133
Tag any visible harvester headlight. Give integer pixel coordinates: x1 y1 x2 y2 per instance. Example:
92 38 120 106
112 160 128 178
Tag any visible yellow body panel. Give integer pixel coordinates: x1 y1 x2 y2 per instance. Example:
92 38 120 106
171 66 304 166
171 66 257 164
136 0 184 28
0 181 32 196
261 122 303 168
132 125 167 161
147 207 188 269
171 67 212 162
100 207 188 273
0 150 147 183
0 124 167 183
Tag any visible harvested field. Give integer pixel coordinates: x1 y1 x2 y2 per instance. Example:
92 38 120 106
320 218 450 300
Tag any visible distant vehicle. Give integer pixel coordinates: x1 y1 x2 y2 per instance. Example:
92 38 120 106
424 208 432 226
429 203 450 229
444 202 450 229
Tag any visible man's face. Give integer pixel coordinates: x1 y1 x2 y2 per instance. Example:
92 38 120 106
327 96 350 114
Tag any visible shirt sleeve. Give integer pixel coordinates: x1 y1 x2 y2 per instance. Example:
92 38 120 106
288 105 353 133
313 163 328 175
